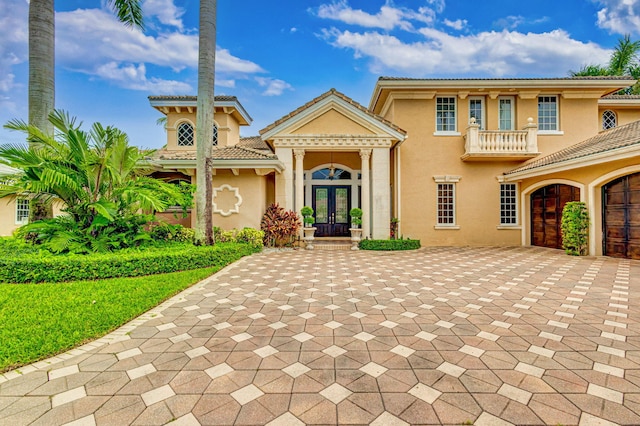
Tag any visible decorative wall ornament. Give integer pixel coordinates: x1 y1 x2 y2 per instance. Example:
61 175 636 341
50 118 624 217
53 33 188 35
212 184 243 217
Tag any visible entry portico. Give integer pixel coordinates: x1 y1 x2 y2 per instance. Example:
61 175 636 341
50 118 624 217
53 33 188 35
260 89 406 239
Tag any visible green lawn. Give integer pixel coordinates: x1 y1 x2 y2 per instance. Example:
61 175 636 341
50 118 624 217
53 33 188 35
0 267 219 373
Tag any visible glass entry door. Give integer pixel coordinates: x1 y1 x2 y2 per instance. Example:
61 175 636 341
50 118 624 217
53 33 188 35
312 185 351 237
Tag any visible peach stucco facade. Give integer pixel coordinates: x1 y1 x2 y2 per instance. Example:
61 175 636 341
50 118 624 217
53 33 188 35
144 77 640 259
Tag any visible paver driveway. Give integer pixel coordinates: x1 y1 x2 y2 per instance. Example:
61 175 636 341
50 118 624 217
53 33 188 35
1 246 640 425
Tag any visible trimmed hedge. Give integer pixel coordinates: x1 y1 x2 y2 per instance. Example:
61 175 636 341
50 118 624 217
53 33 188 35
0 242 259 284
359 239 421 251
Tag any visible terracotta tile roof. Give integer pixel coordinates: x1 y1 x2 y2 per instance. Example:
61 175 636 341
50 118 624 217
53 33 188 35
505 120 640 175
155 141 277 162
237 136 272 151
601 94 640 99
259 88 406 136
148 95 238 102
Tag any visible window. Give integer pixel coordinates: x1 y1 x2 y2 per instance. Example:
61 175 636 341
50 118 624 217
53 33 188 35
177 122 194 146
602 110 617 130
500 183 518 225
538 96 558 131
498 97 515 130
436 97 457 132
437 183 455 225
212 123 218 146
469 97 484 129
15 198 29 224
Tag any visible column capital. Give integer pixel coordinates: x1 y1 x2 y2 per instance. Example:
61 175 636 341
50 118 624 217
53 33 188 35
359 148 372 160
293 149 306 160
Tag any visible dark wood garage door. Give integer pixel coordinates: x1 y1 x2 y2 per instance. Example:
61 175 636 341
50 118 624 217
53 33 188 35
531 184 580 249
603 173 640 259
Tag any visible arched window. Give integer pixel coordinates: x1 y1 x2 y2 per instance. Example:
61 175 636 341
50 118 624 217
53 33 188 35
602 110 617 130
212 123 218 146
312 167 351 180
177 122 194 146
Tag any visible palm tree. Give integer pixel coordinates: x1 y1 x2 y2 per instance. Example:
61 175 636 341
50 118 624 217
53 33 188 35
570 35 640 94
195 0 216 245
0 110 187 253
29 0 143 136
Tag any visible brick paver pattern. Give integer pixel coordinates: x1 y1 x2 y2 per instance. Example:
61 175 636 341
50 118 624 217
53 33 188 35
1 246 640 425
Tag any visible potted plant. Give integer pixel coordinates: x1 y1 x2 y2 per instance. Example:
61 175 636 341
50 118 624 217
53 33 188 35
349 207 363 250
301 206 316 250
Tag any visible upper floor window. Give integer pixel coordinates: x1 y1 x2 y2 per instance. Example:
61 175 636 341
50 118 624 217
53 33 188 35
436 97 457 132
469 97 485 129
212 123 218 146
602 110 617 130
538 96 558 131
177 122 194 146
16 198 29 224
498 97 515 130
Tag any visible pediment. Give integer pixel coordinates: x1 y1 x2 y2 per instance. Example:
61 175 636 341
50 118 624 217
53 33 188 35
261 90 406 143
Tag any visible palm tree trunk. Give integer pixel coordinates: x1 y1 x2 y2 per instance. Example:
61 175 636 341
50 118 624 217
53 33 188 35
29 0 55 137
195 0 216 245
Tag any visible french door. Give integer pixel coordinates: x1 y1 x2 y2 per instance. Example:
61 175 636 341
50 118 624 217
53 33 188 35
312 185 351 237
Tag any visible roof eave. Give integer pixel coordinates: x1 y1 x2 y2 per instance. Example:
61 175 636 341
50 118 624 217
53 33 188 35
503 144 640 180
148 98 253 125
156 158 284 173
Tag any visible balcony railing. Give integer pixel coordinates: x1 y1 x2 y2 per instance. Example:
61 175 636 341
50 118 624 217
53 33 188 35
462 117 540 161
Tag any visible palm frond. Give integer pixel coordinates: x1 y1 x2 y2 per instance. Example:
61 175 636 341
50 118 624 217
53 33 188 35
107 0 144 29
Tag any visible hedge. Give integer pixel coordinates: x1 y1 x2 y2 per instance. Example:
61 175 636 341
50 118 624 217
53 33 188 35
0 242 260 284
359 239 421 251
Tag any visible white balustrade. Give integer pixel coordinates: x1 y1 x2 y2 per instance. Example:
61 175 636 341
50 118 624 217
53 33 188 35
464 117 538 158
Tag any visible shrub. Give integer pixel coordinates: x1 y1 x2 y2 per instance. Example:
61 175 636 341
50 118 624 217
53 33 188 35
561 201 589 256
360 239 421 251
301 206 315 226
149 223 195 243
0 242 260 283
235 228 265 250
350 208 363 227
261 203 301 247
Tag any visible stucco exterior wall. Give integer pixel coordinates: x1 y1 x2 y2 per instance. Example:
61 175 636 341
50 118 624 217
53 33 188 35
381 90 609 246
165 110 240 150
292 110 376 135
0 199 64 237
208 170 269 230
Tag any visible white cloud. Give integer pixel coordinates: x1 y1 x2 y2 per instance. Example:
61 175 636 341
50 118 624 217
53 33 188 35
256 77 293 96
595 0 640 34
93 62 191 94
444 18 467 30
216 79 236 88
142 0 185 30
315 1 435 31
321 27 611 77
493 15 525 30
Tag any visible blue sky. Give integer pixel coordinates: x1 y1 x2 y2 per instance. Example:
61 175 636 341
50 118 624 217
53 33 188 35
1 0 639 148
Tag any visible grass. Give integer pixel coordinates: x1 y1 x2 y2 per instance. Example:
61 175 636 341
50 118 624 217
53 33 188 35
0 266 219 373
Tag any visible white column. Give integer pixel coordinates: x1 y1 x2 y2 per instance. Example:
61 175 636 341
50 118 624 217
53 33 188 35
360 149 372 239
294 149 305 237
371 147 390 239
275 147 294 211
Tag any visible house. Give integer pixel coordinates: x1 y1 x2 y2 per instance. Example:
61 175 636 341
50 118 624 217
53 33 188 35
0 164 30 236
148 76 640 259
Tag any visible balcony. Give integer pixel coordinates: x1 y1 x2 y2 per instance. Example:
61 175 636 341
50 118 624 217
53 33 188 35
461 117 540 161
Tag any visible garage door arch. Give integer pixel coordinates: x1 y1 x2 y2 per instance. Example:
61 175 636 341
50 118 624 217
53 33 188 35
530 183 581 249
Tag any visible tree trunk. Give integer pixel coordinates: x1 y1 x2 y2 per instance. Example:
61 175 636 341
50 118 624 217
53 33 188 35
29 0 55 137
195 0 216 245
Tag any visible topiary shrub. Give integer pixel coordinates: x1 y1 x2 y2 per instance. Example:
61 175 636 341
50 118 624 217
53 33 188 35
561 201 589 256
350 207 363 227
261 203 301 247
301 206 315 227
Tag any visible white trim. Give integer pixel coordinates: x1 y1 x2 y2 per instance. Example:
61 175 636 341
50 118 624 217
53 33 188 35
537 95 560 132
304 163 361 209
435 96 457 133
434 225 460 230
433 175 461 183
519 179 585 246
588 165 640 256
499 182 519 226
433 132 461 136
538 130 565 135
15 198 29 225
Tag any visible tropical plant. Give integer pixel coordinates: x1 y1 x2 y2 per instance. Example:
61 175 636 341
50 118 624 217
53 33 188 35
0 110 189 253
350 207 363 227
561 202 589 256
195 0 217 245
260 203 301 247
301 206 315 226
570 35 640 94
